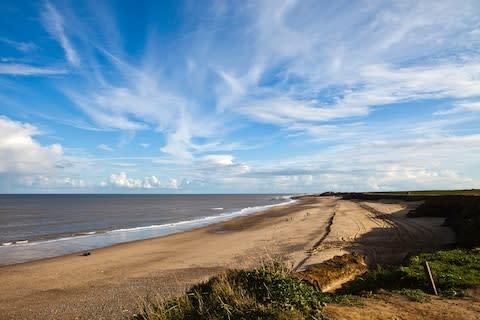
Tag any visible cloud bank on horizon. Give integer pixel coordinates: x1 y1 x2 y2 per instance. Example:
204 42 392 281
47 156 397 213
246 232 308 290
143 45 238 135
0 0 479 193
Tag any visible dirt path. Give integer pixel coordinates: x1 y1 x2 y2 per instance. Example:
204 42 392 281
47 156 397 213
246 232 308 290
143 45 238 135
325 292 480 320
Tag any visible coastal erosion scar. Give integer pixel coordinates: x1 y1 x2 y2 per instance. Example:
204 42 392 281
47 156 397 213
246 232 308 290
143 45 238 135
293 204 337 272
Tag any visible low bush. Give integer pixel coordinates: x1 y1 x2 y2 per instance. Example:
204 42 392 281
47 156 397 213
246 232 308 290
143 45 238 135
133 261 355 320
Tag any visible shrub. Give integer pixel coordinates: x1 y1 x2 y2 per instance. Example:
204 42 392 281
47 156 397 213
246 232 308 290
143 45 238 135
133 261 354 320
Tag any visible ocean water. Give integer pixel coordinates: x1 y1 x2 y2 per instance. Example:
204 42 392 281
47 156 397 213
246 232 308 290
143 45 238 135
0 194 294 266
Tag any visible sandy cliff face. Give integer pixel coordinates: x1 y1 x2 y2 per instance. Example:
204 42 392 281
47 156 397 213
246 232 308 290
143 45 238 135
297 253 368 292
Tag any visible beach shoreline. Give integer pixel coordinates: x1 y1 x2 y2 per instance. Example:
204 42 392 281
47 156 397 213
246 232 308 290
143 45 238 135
0 196 455 319
0 195 297 266
0 196 300 268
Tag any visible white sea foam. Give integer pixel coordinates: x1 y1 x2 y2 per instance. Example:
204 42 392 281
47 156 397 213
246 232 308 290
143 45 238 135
108 198 296 234
78 231 97 235
271 195 295 200
0 198 296 249
211 207 224 211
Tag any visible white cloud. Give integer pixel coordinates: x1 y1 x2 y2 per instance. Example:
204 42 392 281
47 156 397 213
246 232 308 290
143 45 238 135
0 116 63 174
67 91 147 131
0 63 67 76
111 162 137 168
354 63 480 102
159 113 195 160
216 69 245 96
18 175 86 188
107 172 179 189
109 172 142 188
435 101 480 115
457 102 480 112
142 175 161 189
247 0 480 84
97 143 114 152
195 155 251 179
168 178 178 189
63 50 221 159
63 177 85 188
236 62 480 130
42 1 80 66
56 0 480 162
209 1 480 137
272 175 315 191
241 133 480 191
203 154 234 165
239 97 367 125
0 37 38 52
140 143 150 148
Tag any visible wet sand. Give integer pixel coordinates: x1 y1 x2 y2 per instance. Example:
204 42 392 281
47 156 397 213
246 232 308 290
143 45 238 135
0 196 455 319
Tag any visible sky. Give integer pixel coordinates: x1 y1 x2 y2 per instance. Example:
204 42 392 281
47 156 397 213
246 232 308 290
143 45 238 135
0 0 480 193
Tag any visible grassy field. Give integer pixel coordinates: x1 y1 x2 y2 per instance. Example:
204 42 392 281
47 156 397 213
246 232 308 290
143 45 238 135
364 189 480 196
342 248 480 298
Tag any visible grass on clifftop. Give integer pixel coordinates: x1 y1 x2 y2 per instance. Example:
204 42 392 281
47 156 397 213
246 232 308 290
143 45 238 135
343 248 480 298
365 189 480 196
134 249 480 319
133 261 356 320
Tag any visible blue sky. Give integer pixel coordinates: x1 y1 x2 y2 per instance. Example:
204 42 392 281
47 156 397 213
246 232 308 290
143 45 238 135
1 0 480 193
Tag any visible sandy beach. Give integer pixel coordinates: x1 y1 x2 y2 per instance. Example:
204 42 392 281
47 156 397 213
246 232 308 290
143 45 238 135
0 196 455 319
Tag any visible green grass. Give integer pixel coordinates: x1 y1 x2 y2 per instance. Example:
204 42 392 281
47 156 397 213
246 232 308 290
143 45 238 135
365 189 480 196
401 248 480 297
395 289 431 302
343 248 480 298
133 261 356 320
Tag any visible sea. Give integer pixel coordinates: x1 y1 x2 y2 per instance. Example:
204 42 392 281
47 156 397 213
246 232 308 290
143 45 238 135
0 194 295 266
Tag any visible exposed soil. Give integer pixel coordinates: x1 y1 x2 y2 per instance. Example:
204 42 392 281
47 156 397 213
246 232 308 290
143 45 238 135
325 290 480 320
297 253 368 292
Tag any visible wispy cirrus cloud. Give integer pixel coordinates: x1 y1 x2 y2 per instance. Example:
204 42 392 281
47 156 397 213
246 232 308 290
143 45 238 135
0 63 67 76
97 144 114 152
59 42 226 159
202 154 234 166
46 0 480 140
435 101 480 116
201 0 480 141
0 37 37 52
41 1 80 66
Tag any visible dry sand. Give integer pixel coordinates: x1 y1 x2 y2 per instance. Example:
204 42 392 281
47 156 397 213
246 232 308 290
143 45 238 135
0 196 457 319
